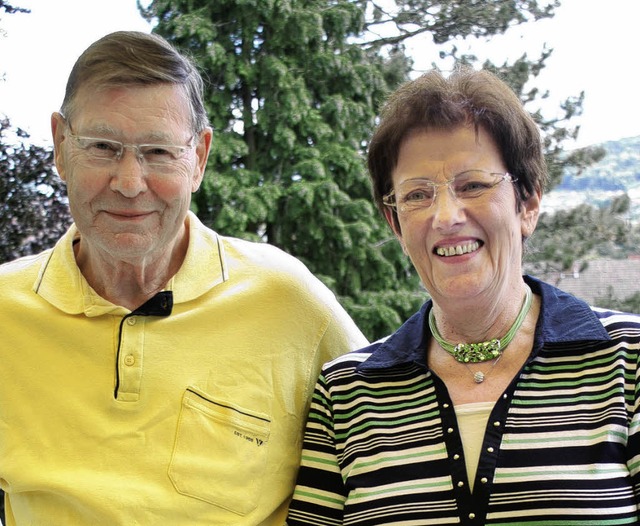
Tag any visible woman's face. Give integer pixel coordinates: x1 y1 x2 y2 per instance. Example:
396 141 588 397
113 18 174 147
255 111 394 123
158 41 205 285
384 125 540 306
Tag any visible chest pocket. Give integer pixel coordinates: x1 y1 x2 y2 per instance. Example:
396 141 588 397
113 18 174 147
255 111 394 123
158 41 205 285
169 387 270 515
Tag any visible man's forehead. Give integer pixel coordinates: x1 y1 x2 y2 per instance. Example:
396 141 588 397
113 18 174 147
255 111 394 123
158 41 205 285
69 85 192 141
72 83 190 115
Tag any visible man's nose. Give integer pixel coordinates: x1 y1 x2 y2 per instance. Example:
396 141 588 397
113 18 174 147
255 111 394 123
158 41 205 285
109 148 148 197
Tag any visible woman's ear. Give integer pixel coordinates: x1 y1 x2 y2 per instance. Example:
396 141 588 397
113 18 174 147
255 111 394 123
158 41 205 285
383 206 400 236
520 188 541 239
383 206 408 255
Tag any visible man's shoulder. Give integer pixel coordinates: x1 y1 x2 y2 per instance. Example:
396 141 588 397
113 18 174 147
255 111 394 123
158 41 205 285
219 233 298 258
0 249 52 280
0 250 54 309
190 213 315 277
218 234 316 278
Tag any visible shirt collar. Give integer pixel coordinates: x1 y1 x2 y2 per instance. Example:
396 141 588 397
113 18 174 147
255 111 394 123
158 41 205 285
34 211 227 316
358 275 611 372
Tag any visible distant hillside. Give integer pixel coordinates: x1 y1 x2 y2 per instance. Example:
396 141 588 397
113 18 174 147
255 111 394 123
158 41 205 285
542 135 640 222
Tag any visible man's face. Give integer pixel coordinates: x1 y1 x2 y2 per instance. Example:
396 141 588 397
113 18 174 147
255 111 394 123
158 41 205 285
52 84 211 266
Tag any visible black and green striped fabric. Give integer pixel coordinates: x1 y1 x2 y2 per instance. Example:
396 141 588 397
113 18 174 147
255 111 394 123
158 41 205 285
287 276 640 525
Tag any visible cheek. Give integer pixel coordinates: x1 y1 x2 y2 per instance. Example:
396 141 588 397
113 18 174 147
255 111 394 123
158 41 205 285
159 162 199 194
398 217 431 257
64 170 106 205
146 177 195 216
486 206 524 255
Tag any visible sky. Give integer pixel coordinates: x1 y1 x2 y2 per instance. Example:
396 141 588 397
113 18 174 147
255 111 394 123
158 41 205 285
1 0 639 149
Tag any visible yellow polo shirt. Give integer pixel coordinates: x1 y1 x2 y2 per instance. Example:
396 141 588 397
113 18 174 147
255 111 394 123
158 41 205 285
0 212 367 525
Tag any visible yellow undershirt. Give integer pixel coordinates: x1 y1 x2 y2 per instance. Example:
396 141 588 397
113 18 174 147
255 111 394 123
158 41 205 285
454 401 494 492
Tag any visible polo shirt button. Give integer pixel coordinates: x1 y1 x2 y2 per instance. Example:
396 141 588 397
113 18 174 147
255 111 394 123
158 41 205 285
487 447 494 453
481 477 488 484
493 421 501 427
453 454 460 460
469 512 476 519
127 318 137 326
124 355 135 366
457 481 464 487
447 427 454 433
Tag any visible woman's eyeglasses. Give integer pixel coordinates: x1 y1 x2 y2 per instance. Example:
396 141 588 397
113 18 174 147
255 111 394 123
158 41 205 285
383 170 515 213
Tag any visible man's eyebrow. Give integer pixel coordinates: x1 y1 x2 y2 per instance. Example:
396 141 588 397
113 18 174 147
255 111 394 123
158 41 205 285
80 123 121 138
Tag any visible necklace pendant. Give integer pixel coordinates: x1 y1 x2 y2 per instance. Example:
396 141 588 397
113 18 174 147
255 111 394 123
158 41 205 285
453 339 502 363
473 371 485 383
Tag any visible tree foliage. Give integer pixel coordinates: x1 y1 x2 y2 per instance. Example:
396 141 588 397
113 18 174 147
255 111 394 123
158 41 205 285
0 119 72 262
137 0 595 340
362 0 557 48
0 0 29 16
524 194 639 282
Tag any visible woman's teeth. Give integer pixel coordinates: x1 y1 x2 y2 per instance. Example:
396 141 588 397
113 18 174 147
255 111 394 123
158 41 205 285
436 241 480 257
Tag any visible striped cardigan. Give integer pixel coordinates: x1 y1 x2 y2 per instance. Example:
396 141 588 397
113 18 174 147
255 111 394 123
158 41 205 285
287 276 640 525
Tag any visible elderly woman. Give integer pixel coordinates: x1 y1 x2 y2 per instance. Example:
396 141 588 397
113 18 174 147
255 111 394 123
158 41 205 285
286 68 640 525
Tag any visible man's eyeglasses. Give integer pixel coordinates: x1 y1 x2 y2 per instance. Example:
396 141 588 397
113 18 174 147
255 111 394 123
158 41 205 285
382 170 515 213
66 130 195 174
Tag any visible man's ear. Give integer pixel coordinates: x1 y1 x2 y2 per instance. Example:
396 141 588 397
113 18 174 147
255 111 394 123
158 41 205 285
191 126 213 193
51 112 68 182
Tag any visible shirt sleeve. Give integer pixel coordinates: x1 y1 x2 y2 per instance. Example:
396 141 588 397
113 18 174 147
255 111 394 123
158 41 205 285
287 373 346 525
627 324 640 513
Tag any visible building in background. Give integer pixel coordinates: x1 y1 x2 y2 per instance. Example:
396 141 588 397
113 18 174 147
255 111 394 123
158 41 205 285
547 257 640 309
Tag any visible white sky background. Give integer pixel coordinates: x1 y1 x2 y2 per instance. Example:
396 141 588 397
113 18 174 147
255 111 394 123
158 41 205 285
0 0 639 149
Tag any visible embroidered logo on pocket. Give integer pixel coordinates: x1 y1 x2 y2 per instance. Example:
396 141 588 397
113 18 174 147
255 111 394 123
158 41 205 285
169 387 271 515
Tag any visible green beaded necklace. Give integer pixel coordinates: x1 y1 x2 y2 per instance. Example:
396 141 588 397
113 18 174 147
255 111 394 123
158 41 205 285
428 285 533 364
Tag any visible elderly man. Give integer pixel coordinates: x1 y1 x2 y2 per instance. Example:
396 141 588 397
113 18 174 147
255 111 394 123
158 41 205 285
0 31 366 525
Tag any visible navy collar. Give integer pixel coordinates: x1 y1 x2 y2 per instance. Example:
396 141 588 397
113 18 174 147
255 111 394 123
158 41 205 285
358 275 611 372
